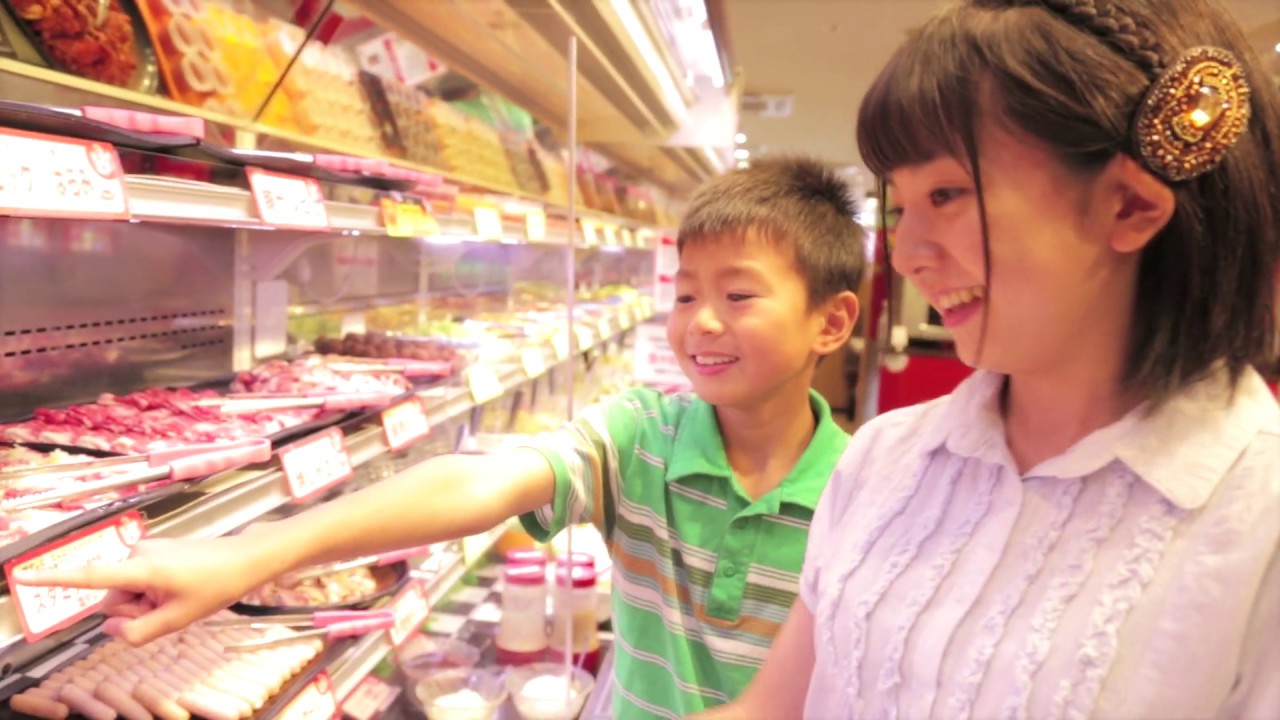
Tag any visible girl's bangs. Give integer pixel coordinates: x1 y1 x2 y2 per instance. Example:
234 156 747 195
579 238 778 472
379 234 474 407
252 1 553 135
856 10 987 178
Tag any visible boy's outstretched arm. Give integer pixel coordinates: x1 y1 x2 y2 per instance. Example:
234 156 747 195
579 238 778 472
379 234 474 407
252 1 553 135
689 601 816 719
14 449 555 646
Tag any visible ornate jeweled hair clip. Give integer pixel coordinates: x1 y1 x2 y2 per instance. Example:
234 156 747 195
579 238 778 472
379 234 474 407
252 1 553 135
1134 46 1252 182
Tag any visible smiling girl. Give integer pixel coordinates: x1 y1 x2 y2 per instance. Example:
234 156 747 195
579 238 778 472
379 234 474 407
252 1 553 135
696 0 1279 718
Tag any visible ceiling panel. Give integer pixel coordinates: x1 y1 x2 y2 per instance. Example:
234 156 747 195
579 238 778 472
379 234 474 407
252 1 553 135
727 0 1280 171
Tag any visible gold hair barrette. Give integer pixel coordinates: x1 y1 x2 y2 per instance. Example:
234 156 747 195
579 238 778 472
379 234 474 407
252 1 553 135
1134 46 1252 182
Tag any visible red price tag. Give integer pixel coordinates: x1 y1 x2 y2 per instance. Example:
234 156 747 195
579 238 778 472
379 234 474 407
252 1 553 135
247 167 330 230
388 579 431 647
280 427 353 502
279 671 339 720
4 512 145 642
381 397 431 452
0 128 129 219
342 676 399 720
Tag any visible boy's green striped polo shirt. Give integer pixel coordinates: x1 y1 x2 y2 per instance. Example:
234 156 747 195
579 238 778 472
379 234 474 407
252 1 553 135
520 386 848 719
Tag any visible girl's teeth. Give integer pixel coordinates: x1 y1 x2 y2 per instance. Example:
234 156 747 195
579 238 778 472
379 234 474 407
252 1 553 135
940 286 985 310
695 355 736 365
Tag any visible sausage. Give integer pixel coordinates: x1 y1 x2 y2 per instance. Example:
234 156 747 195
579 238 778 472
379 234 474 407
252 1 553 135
9 691 70 719
95 681 154 720
173 659 252 719
175 689 240 720
71 674 101 693
27 684 63 700
59 683 118 720
177 649 265 709
132 680 190 720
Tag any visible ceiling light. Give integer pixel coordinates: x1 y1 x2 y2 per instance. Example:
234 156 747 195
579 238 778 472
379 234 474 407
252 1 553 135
1274 42 1280 53
734 148 750 160
734 132 747 144
610 0 689 123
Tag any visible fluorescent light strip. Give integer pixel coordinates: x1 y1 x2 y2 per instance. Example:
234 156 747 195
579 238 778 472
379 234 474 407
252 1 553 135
610 0 690 123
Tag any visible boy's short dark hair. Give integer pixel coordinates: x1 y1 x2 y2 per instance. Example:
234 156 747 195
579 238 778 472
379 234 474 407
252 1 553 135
677 156 864 308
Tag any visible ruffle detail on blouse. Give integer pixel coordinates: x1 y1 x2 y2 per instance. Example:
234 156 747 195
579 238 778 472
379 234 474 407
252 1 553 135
818 450 945 718
875 464 1001 720
945 477 1084 719
1051 496 1183 719
999 469 1134 720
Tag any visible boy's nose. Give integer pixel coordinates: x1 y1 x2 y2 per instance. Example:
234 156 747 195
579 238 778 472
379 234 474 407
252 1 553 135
690 305 725 335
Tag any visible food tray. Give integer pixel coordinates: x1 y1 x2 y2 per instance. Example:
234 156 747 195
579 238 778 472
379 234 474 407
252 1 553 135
0 625 353 720
228 560 410 616
0 101 200 150
0 0 162 94
0 442 187 569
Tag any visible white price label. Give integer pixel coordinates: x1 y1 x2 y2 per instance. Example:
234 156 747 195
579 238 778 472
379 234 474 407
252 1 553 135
597 317 611 340
473 206 503 240
634 322 692 391
247 167 330 230
575 326 595 353
280 428 353 502
0 128 129 219
5 512 145 642
621 228 635 247
580 219 599 246
466 365 503 405
525 207 547 242
619 306 635 330
381 397 431 451
388 580 431 647
552 331 570 362
603 224 619 246
521 347 548 378
342 676 399 720
279 671 339 720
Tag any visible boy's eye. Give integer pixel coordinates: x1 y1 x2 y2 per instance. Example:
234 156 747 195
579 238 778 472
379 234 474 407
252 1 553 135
675 294 695 304
928 188 966 207
727 293 754 302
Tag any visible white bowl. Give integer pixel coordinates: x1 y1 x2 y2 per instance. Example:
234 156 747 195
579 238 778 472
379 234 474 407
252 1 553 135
506 664 596 720
415 668 507 720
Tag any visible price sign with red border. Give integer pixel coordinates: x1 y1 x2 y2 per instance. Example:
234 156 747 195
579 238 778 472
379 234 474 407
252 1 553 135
279 671 339 720
247 167 330 230
342 676 400 720
473 206 503 240
388 578 431 647
4 512 145 642
381 397 431 452
0 127 129 220
280 427 353 502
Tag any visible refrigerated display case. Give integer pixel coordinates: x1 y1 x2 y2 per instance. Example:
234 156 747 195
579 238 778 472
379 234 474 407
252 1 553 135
0 2 679 717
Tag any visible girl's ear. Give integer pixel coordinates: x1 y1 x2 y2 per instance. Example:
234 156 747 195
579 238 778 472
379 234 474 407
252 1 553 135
1102 154 1177 254
813 291 860 356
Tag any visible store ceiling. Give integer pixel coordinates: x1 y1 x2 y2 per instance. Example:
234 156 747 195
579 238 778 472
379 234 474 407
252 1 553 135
726 0 1280 174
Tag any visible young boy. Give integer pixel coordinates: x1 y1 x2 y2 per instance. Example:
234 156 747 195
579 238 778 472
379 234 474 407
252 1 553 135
21 157 863 718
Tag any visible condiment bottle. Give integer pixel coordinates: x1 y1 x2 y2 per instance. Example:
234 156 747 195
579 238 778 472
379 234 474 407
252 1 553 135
549 565 600 674
497 564 548 665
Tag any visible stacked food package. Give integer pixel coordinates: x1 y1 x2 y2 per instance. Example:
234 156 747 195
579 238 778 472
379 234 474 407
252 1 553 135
11 0 141 88
426 100 520 191
360 71 442 168
265 20 384 154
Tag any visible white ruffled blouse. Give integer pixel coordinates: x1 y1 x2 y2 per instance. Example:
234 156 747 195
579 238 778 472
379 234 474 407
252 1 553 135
800 366 1279 719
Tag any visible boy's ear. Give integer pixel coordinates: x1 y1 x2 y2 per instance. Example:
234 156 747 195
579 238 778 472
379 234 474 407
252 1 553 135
813 291 859 356
1103 154 1176 254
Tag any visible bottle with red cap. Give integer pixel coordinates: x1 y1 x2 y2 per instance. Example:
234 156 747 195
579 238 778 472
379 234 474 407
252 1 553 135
548 564 601 674
497 563 549 665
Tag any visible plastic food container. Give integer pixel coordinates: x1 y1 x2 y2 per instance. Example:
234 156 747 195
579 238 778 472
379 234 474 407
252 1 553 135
397 635 482 687
506 664 595 720
415 668 507 720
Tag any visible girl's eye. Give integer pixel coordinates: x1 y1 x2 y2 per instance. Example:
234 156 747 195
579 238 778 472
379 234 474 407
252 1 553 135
727 293 754 302
885 207 904 229
929 188 966 207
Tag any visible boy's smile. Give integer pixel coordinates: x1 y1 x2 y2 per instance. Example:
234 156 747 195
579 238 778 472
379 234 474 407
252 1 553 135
668 232 829 409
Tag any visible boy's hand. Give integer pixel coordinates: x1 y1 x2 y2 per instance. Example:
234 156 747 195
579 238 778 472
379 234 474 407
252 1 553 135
12 535 269 646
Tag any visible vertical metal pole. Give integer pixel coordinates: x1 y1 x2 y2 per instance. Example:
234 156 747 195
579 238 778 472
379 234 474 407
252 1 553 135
562 34 578 693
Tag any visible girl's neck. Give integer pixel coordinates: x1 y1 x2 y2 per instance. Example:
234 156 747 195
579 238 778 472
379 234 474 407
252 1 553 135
1002 356 1144 474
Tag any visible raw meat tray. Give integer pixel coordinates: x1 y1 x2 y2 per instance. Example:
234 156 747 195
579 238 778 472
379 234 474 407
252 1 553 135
0 442 187 570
